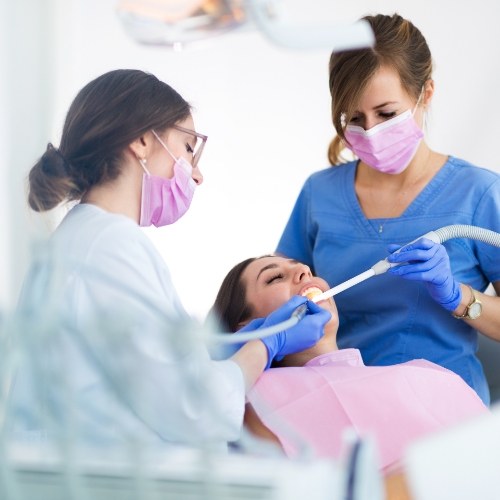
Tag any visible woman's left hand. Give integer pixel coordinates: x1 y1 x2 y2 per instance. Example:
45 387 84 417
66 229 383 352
387 238 462 311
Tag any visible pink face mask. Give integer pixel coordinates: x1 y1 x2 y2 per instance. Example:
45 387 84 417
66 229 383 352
139 131 196 227
344 108 424 174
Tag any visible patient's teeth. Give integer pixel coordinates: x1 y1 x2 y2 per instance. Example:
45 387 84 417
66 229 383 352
302 287 322 300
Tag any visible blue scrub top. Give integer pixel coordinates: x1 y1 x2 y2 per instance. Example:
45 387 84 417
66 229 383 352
277 157 500 405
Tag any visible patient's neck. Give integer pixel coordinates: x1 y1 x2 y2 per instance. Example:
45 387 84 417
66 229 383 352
276 325 338 368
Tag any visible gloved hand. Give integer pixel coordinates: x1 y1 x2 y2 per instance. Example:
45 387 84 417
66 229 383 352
387 237 462 311
237 295 331 369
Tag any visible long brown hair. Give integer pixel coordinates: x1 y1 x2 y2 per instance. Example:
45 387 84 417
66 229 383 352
327 13 433 165
210 256 278 333
209 257 258 333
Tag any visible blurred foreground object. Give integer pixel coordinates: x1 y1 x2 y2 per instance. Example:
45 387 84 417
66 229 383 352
116 0 374 50
405 405 500 500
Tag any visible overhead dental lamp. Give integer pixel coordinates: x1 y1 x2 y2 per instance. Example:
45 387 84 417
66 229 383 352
116 0 374 50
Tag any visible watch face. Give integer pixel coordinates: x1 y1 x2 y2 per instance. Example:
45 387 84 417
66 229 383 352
468 302 482 320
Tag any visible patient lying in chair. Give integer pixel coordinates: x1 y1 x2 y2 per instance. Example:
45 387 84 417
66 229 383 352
210 255 488 474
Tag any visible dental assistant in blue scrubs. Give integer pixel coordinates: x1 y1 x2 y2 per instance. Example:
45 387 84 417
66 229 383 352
276 14 500 405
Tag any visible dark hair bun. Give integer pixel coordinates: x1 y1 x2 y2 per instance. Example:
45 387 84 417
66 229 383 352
28 143 75 212
40 143 69 177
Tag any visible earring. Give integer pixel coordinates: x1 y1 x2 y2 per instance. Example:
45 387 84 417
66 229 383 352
138 157 150 175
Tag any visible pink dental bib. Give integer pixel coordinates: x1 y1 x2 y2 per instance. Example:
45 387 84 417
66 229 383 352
247 349 488 471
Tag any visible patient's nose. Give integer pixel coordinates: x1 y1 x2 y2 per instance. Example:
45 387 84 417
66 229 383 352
293 263 313 283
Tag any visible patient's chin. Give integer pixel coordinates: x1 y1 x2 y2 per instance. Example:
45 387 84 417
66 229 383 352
324 312 340 335
318 298 338 317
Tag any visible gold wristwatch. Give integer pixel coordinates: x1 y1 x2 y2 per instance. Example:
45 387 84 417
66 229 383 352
453 285 483 320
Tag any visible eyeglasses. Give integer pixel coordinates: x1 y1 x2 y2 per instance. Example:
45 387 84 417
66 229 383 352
173 124 208 168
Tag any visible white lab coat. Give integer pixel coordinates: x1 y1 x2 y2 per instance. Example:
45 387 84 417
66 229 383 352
9 203 244 451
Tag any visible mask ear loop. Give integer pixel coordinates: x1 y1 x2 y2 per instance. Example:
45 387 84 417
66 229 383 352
411 87 425 115
152 129 179 163
138 157 150 175
412 85 428 131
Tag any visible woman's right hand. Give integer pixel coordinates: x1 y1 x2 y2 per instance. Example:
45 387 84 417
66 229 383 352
238 296 331 369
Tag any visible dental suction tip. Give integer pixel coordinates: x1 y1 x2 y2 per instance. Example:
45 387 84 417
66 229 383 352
311 268 376 302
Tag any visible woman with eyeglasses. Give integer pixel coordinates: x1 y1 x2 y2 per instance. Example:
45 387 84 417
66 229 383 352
11 69 329 451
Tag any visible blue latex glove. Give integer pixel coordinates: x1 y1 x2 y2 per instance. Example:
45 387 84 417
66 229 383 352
387 237 462 311
237 295 331 369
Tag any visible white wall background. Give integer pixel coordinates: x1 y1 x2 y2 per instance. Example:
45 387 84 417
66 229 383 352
1 0 499 320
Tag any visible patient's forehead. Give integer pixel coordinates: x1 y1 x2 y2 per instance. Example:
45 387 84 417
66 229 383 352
256 255 297 268
244 256 292 277
242 256 305 287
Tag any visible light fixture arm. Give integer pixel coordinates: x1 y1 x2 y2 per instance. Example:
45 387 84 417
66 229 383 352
245 0 375 50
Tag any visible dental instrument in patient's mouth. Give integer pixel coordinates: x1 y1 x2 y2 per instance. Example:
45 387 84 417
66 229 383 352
209 303 308 344
311 224 500 303
310 269 375 303
209 225 500 344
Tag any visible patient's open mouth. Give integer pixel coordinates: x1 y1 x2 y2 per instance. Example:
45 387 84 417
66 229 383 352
301 286 323 301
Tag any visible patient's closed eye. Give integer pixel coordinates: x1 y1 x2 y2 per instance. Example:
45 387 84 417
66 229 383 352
266 273 284 284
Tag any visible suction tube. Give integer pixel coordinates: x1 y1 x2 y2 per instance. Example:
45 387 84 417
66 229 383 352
210 225 500 344
311 224 500 303
369 225 500 277
432 225 500 246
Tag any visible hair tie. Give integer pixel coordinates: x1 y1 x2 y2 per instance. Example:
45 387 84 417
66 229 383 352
43 143 70 175
48 142 68 164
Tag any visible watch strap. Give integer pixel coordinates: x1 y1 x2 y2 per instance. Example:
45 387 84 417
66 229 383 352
452 284 475 319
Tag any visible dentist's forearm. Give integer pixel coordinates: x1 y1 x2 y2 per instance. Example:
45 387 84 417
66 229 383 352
230 340 268 392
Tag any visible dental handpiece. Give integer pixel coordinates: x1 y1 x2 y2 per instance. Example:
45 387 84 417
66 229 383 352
213 303 309 344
